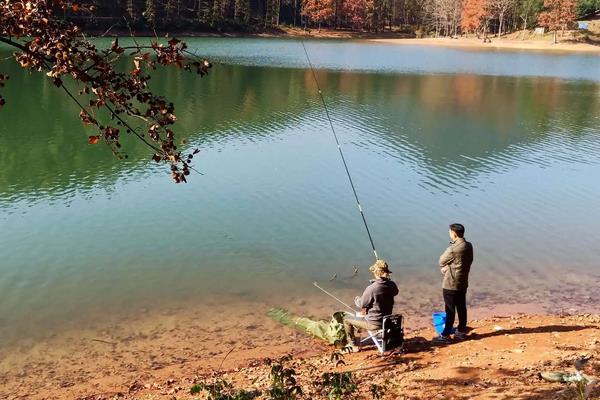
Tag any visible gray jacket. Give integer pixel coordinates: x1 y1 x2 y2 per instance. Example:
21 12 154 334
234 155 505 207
439 237 473 291
355 278 399 325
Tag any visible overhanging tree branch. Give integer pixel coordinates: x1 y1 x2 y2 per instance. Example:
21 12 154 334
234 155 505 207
0 0 212 183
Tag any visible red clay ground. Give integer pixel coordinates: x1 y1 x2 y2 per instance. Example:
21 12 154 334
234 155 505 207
5 313 598 399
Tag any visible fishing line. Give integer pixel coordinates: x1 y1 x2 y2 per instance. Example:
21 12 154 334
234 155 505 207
300 40 379 261
313 282 356 312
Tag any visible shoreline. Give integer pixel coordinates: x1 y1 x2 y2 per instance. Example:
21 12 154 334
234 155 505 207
3 311 598 399
2 264 599 399
2 300 599 399
1 266 598 399
370 37 600 54
86 26 600 54
197 313 600 400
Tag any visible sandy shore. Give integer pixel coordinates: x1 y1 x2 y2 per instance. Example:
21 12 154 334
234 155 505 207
204 313 599 400
5 313 597 399
2 304 599 399
369 37 600 54
1 268 598 399
258 27 600 54
2 266 600 400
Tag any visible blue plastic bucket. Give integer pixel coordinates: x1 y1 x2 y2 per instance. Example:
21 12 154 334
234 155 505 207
432 312 446 335
432 312 456 334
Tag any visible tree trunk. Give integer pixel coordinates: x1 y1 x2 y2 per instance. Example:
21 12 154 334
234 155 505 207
293 0 297 26
483 19 489 42
264 0 270 28
127 0 134 20
553 30 557 44
498 12 503 37
453 17 457 37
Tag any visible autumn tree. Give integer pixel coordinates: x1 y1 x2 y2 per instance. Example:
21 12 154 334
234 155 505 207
538 0 577 43
342 0 369 29
461 0 488 35
0 0 211 183
302 0 335 28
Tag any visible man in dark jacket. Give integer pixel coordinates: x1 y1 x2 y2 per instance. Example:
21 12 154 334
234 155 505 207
343 260 399 352
433 223 474 343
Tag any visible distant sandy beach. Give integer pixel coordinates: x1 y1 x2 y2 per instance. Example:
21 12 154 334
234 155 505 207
369 37 600 54
242 26 600 54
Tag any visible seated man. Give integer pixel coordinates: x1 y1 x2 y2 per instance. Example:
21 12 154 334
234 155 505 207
343 260 399 352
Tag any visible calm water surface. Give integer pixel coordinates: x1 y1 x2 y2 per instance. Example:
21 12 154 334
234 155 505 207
1 38 600 345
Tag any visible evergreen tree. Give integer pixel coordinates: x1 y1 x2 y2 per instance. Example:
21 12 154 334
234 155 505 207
576 0 600 17
519 0 543 31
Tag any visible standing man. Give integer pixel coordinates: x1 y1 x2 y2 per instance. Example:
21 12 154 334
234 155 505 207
433 223 474 343
342 260 399 352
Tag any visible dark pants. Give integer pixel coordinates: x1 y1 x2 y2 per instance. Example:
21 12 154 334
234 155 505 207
442 289 467 336
343 314 381 344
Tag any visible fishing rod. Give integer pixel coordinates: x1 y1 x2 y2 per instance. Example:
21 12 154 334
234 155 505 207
313 281 356 313
300 40 379 262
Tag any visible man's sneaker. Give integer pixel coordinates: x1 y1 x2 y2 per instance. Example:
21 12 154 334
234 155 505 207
432 335 451 344
454 331 468 340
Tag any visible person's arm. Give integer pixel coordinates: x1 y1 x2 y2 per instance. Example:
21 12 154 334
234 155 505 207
356 285 375 310
439 246 454 267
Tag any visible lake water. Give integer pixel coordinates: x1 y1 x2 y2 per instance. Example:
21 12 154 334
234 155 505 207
1 38 600 349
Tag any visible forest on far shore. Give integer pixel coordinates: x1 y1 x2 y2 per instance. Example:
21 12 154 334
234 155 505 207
62 0 599 37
